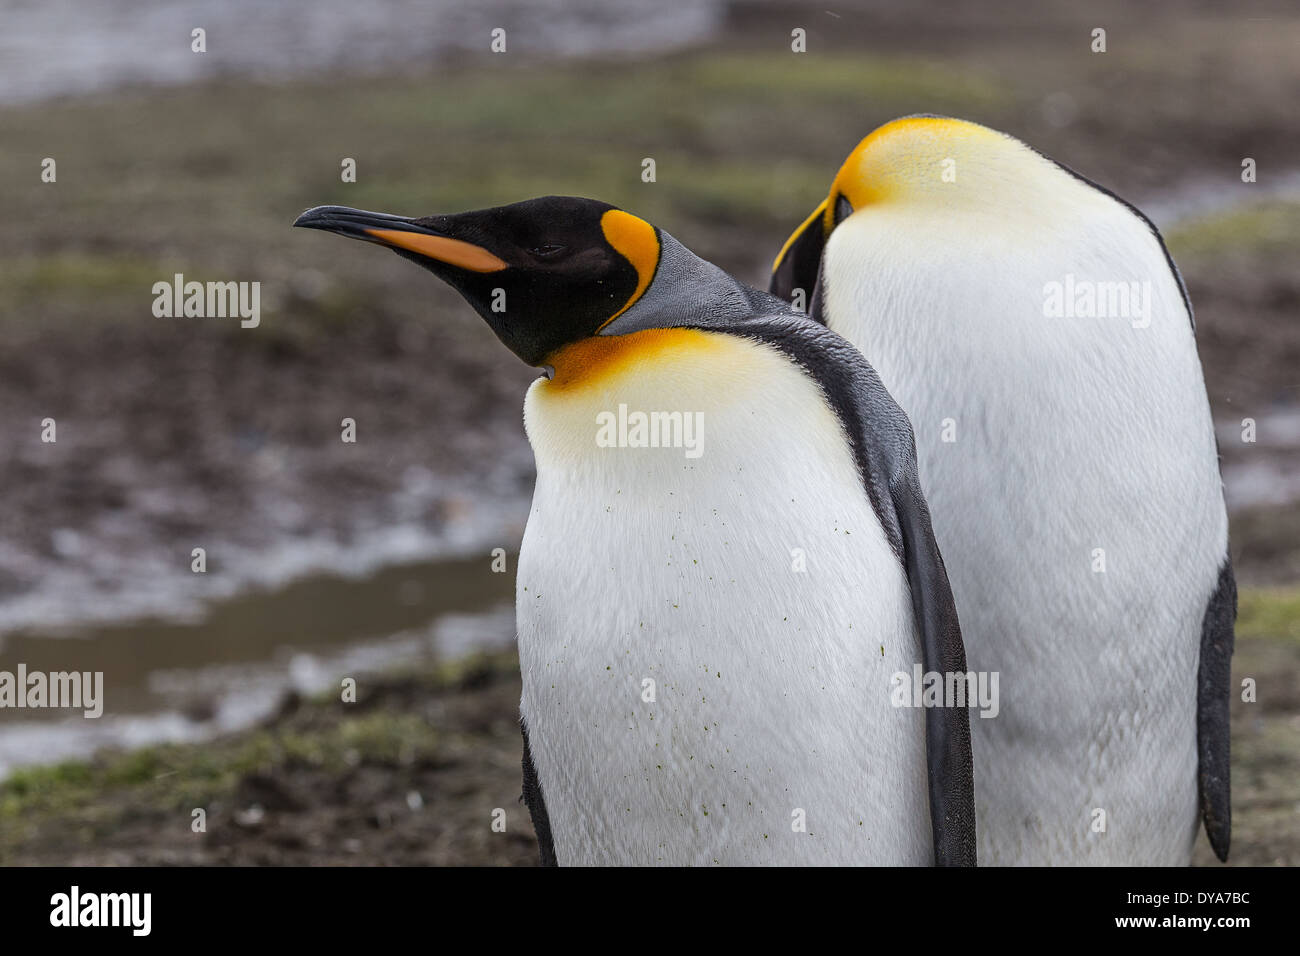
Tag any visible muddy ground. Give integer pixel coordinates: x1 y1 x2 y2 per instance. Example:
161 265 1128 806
3 607 1297 867
1 655 542 866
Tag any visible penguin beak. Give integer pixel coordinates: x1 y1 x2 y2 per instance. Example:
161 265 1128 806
769 198 829 301
293 205 509 273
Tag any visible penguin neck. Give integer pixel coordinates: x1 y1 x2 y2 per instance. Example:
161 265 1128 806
541 232 796 390
599 232 787 336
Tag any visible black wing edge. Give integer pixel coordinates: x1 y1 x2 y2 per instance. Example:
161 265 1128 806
1197 558 1236 862
892 475 978 867
521 718 557 867
723 315 978 866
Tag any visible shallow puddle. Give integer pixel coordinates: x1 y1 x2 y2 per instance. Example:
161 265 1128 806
0 553 516 776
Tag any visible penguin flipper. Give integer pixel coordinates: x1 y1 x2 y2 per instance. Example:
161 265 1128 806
1197 559 1236 862
521 718 557 866
890 473 978 867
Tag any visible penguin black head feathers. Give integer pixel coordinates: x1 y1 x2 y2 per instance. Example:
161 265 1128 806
294 196 670 367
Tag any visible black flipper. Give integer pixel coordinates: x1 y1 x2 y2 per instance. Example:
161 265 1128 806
521 718 557 867
720 313 978 866
891 474 977 866
1197 559 1236 862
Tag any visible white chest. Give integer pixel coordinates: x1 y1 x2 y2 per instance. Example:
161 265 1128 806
516 332 929 865
824 205 1228 864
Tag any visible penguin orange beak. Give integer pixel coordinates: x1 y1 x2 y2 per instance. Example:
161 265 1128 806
293 205 509 273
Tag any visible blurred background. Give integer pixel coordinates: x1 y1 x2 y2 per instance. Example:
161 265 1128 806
0 0 1296 865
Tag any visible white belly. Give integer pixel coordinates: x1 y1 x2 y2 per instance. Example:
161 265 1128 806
517 330 930 865
825 207 1228 865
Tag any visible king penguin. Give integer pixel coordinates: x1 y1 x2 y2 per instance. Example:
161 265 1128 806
294 196 975 866
770 115 1235 865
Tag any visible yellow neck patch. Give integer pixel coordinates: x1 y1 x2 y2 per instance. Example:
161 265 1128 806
363 228 509 273
542 327 720 392
597 209 661 329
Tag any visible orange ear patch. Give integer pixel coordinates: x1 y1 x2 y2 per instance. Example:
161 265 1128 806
363 228 508 272
598 209 661 327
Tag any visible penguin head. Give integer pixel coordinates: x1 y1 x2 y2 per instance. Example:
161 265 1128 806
294 196 662 367
770 115 1025 303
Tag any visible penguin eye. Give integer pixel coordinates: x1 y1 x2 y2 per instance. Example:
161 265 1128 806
530 243 568 259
